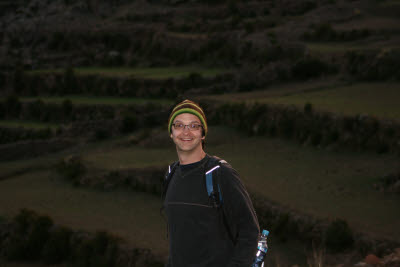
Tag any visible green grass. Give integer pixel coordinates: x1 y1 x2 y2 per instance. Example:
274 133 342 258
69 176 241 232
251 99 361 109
28 66 230 79
16 96 174 106
201 82 400 121
257 82 400 120
0 120 59 130
199 79 345 102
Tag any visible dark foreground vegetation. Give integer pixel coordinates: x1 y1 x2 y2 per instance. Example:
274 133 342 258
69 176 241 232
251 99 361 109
0 209 163 267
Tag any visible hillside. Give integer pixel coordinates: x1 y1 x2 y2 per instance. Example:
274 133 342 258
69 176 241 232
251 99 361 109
0 0 399 266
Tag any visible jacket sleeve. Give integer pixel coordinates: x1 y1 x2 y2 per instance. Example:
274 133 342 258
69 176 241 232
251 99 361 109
219 165 260 267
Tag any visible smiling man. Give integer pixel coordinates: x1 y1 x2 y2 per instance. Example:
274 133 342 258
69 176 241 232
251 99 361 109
163 99 260 267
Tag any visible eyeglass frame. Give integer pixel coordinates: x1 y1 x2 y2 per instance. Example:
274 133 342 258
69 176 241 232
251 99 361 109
172 122 203 131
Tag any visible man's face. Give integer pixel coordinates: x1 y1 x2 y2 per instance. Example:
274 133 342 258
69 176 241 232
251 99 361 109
170 113 205 153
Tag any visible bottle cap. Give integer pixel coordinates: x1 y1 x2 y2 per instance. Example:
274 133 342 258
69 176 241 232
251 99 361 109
262 230 269 236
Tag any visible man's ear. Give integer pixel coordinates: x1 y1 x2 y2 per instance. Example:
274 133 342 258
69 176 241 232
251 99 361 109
170 133 173 138
201 136 205 140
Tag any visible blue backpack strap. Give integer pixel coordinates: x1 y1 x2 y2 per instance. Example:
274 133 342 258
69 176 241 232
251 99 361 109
205 157 236 243
205 157 227 208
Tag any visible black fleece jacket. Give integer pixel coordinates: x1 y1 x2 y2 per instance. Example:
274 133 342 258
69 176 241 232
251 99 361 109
163 155 260 267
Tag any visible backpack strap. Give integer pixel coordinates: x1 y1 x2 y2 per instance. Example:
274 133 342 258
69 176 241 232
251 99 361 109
161 160 179 201
205 156 227 208
205 156 236 243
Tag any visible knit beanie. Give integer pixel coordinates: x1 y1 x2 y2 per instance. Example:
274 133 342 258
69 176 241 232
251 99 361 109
168 99 208 136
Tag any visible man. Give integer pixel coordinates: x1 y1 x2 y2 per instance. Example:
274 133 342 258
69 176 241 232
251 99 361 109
163 99 260 267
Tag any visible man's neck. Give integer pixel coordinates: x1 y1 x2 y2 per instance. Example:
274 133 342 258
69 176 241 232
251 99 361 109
177 148 206 165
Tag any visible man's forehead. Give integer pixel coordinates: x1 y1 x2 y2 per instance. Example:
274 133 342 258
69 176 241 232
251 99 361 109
173 113 200 122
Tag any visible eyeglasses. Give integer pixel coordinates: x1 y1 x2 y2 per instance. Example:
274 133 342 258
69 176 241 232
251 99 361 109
172 123 203 131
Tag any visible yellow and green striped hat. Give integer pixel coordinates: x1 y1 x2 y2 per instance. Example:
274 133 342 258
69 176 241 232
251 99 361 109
168 99 208 136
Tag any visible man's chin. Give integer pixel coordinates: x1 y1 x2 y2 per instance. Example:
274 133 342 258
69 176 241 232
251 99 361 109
176 144 199 152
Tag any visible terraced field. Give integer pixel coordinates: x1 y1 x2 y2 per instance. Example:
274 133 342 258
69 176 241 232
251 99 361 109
13 96 173 106
0 120 59 129
201 82 400 121
28 66 230 79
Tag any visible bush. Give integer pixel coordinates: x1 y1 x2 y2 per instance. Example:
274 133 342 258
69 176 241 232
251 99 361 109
292 57 337 80
94 129 111 140
63 67 78 94
0 71 6 89
48 31 65 50
73 231 120 267
24 215 53 260
324 219 354 252
0 102 5 119
26 99 45 121
303 23 370 42
13 66 26 94
187 72 204 88
282 0 317 16
3 209 53 260
244 22 255 34
56 156 87 186
13 208 37 235
120 114 138 133
2 235 26 260
5 95 22 118
42 227 73 264
62 99 73 121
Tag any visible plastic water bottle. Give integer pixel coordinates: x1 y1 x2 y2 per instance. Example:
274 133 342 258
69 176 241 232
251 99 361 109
252 229 269 267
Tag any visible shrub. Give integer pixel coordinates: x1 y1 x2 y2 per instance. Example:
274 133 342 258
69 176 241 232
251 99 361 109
364 49 400 81
0 102 5 119
0 71 6 89
292 57 337 80
120 114 138 133
2 235 26 260
187 72 204 88
63 67 78 94
3 209 53 260
13 208 37 235
277 113 295 138
304 102 313 114
5 94 22 118
282 0 317 16
27 99 45 120
73 231 120 267
239 68 258 91
244 22 255 34
56 156 87 186
36 127 53 140
62 99 73 121
324 219 354 252
304 23 371 42
42 227 73 264
12 66 26 94
305 23 336 41
94 129 111 140
24 215 53 260
48 31 65 50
